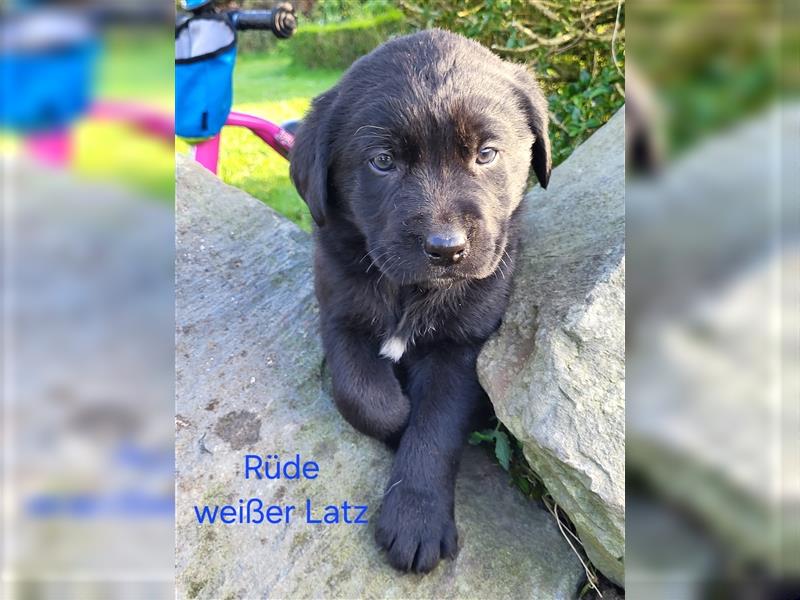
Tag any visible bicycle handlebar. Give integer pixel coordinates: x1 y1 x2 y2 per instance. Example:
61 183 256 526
229 5 297 39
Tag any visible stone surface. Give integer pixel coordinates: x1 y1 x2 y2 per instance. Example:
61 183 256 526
626 105 800 577
6 160 174 597
477 107 626 585
175 155 585 599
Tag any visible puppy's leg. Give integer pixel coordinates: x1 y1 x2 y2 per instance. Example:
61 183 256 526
375 344 484 573
323 320 410 444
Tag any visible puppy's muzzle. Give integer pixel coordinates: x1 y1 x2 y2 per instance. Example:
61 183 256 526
423 230 467 266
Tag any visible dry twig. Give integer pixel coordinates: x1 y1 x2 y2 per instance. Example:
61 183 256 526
543 495 603 598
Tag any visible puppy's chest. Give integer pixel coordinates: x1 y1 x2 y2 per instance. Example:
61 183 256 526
369 285 468 363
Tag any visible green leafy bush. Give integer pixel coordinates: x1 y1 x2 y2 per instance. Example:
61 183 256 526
286 9 407 69
400 0 625 167
302 0 398 25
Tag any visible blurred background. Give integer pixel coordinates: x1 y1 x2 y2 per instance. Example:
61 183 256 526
626 1 798 599
1 1 175 599
2 0 798 598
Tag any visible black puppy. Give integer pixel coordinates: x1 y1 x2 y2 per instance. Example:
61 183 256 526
290 29 550 573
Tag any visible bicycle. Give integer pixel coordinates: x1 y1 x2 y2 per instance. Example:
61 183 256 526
175 1 298 174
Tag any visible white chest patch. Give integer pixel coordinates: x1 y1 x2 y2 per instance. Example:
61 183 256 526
379 336 406 363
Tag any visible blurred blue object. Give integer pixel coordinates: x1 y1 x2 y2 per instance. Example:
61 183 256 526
0 11 99 132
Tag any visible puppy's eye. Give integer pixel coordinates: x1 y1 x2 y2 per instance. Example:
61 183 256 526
476 147 498 165
369 153 395 173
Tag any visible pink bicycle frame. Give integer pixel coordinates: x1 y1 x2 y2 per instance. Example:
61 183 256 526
22 107 292 175
193 111 294 174
22 100 175 168
24 129 74 167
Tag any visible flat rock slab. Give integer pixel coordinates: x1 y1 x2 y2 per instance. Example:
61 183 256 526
6 161 174 595
175 156 585 599
478 108 626 585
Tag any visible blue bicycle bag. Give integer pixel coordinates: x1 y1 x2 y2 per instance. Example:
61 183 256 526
0 12 98 132
175 13 236 139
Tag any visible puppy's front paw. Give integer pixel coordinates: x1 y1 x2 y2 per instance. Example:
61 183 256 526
375 485 458 573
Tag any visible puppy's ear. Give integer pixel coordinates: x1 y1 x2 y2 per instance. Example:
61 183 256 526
290 88 338 226
511 67 552 189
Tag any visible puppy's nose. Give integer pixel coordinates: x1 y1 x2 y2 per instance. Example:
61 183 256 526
424 231 467 265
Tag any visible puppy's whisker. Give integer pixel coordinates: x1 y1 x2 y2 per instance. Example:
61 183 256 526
373 250 393 264
366 249 392 274
376 255 399 285
498 256 509 280
353 131 394 148
381 255 399 275
496 247 513 280
353 124 391 138
366 246 392 260
360 134 393 143
360 248 382 264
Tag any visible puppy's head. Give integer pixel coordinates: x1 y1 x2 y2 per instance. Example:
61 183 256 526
291 29 550 286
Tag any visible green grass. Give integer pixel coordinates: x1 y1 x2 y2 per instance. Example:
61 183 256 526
77 30 174 200
98 29 174 106
178 53 344 231
81 29 174 201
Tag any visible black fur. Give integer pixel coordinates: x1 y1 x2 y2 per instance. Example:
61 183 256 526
290 29 550 573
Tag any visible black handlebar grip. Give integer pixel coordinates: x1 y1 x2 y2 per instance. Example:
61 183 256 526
232 4 296 38
271 4 297 39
